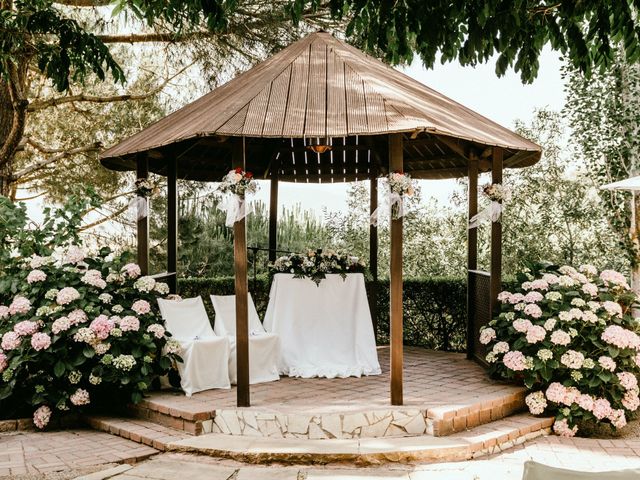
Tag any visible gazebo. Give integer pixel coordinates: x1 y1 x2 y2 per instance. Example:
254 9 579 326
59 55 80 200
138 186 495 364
100 31 541 408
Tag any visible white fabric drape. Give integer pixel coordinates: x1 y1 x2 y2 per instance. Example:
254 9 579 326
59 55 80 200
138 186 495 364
157 297 231 395
129 196 148 221
218 194 251 227
263 273 381 378
370 191 405 226
210 294 280 385
468 201 502 229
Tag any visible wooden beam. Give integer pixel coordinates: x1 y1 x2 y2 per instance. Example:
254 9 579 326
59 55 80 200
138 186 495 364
268 160 279 262
432 135 469 160
490 147 503 315
167 157 178 294
369 174 379 339
466 154 478 360
389 133 404 406
233 137 250 407
136 155 149 275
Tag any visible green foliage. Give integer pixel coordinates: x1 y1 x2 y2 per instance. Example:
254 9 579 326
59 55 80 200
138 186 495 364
483 263 640 435
292 0 640 83
0 192 180 425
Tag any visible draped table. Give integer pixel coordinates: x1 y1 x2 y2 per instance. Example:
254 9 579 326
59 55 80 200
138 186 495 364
263 273 381 378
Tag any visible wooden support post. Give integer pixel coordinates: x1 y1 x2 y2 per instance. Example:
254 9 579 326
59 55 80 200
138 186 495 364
466 154 478 360
369 175 379 338
167 157 178 294
490 147 503 315
389 133 403 406
136 155 149 275
233 138 250 407
269 166 279 262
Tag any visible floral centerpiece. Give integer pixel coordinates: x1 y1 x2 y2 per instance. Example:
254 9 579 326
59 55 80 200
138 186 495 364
0 191 181 429
387 171 415 220
480 263 640 437
218 168 257 227
269 249 366 285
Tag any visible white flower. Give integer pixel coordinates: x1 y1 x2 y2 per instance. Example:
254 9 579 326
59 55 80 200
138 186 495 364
112 354 136 371
525 391 547 415
479 327 496 345
98 293 113 304
64 246 85 265
154 282 170 295
134 276 156 293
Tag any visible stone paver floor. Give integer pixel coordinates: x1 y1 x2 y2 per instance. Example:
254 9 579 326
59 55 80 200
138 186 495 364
0 429 157 478
2 429 640 479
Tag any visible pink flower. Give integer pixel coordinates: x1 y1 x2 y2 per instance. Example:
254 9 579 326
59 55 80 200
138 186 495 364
524 291 543 303
119 316 140 332
553 418 578 437
593 398 613 420
68 309 88 325
121 263 142 279
33 405 51 429
0 351 7 372
617 372 638 391
623 391 640 411
26 269 47 284
64 246 85 265
1 332 21 351
146 324 165 339
560 350 584 369
601 325 640 349
131 300 151 316
503 351 527 371
525 280 549 291
545 383 567 403
89 315 115 340
598 356 617 372
579 264 598 277
497 291 512 303
69 388 90 406
51 317 71 334
31 332 51 351
0 306 8 319
513 319 533 333
609 409 627 429
81 270 106 289
13 320 38 336
479 327 496 345
56 287 80 306
526 325 546 344
9 296 31 315
508 293 525 304
635 353 640 369
542 273 559 284
600 270 629 289
524 304 542 318
581 283 598 297
603 301 623 318
550 330 571 346
577 394 595 412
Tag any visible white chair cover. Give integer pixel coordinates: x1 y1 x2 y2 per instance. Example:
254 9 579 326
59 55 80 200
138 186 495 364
210 294 280 385
157 297 231 395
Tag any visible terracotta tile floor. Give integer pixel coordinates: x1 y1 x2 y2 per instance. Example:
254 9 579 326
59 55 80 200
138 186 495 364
142 347 523 415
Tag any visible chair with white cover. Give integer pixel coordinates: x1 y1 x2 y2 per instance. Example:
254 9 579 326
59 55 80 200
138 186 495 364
157 296 231 396
210 294 280 384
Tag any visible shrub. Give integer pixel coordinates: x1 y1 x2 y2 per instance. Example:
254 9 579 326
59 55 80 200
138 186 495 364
481 263 640 436
0 192 180 428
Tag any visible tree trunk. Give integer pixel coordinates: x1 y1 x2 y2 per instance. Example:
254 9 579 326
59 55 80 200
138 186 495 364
0 79 14 197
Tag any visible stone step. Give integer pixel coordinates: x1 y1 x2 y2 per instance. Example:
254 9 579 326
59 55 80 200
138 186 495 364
128 389 526 439
90 413 553 465
84 415 191 451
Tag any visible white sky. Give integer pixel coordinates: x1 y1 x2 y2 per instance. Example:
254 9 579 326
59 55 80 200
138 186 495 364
256 46 566 214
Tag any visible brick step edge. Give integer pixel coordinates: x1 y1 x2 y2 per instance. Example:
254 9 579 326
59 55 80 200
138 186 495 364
163 414 555 466
85 415 191 452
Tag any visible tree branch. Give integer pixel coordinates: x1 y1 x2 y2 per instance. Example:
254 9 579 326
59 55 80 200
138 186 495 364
97 31 217 44
53 0 112 5
28 62 194 111
79 204 130 231
13 143 102 180
0 64 29 170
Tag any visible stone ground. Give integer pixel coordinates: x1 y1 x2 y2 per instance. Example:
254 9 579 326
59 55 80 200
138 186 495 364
2 429 640 479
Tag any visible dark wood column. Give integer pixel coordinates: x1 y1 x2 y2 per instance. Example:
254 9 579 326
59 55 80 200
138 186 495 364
490 147 504 314
268 164 279 262
466 154 478 360
136 155 149 275
369 175 379 337
389 133 403 406
233 137 250 407
167 157 178 294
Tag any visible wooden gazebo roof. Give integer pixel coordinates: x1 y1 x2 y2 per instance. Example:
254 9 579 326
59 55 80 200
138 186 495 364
101 31 541 183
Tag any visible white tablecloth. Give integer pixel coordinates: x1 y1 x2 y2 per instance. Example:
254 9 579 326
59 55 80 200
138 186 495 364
263 273 381 378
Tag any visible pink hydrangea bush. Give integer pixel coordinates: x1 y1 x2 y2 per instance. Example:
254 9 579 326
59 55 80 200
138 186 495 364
0 194 180 428
481 264 640 437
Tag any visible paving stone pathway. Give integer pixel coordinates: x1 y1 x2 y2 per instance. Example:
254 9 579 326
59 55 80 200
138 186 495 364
2 429 640 479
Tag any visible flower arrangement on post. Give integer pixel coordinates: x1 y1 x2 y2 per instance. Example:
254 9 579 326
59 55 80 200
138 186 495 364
134 179 158 198
388 171 414 219
480 263 640 437
269 249 366 285
217 167 258 227
482 182 511 202
469 182 511 228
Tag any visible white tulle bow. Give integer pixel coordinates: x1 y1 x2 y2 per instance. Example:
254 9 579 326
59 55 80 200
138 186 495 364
468 201 503 229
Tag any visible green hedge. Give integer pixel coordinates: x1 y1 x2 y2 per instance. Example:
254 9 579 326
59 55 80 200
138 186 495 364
178 276 469 352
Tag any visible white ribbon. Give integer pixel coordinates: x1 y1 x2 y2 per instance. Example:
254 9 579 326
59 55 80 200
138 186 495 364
128 196 148 221
370 191 406 226
218 194 251 227
468 201 503 229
